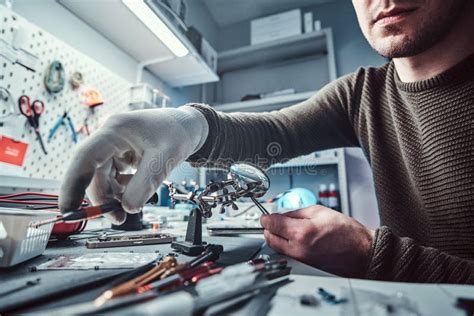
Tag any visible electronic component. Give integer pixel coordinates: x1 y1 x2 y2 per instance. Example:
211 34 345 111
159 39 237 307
86 233 176 249
207 226 263 236
34 253 158 270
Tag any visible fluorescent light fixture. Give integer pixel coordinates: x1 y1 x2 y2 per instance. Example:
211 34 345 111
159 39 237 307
122 0 189 57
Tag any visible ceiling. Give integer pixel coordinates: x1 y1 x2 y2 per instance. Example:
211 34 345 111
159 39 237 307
201 0 333 28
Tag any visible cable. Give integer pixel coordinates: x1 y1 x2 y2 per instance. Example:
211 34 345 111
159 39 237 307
44 61 65 93
0 199 59 206
0 192 59 199
0 192 89 208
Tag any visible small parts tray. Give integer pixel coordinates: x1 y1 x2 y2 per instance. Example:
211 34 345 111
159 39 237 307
0 208 56 267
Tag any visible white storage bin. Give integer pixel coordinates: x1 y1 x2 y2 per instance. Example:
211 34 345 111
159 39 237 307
129 84 170 110
250 9 302 45
0 208 56 267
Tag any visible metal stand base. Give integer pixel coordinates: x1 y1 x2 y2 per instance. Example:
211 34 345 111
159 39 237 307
171 208 207 256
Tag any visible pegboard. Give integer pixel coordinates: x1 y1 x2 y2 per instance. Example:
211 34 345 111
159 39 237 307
0 6 132 180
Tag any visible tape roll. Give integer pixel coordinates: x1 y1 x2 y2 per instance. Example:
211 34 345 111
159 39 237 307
70 71 84 89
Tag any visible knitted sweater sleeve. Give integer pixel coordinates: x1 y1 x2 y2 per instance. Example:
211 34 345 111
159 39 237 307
186 72 360 167
187 65 474 284
366 227 474 283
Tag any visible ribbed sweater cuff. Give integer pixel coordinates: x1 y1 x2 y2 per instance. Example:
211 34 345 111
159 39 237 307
185 103 219 164
365 226 392 280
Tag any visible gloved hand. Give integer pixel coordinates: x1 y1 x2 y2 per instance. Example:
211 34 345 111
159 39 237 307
59 106 209 224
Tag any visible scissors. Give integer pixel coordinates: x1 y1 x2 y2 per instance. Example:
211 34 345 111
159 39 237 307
18 95 48 155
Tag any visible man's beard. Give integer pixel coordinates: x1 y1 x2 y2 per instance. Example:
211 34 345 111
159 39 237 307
372 0 468 58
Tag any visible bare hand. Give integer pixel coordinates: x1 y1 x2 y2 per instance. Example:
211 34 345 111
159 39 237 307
260 205 375 277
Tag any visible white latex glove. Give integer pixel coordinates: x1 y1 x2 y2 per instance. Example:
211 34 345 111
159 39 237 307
59 106 209 224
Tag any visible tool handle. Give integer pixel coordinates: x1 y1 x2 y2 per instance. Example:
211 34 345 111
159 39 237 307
47 116 64 141
97 257 177 303
32 100 44 115
35 130 48 155
61 200 122 222
18 95 32 117
66 116 77 143
191 267 224 283
189 244 224 268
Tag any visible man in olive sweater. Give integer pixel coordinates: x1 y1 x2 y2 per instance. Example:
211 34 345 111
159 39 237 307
60 0 474 283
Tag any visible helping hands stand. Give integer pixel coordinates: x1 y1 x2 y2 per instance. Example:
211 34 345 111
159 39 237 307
171 208 206 256
168 164 271 256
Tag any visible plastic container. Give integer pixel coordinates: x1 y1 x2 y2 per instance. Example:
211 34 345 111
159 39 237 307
0 208 56 267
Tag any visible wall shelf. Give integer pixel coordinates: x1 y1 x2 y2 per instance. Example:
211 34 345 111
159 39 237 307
59 0 219 87
213 90 316 112
218 30 328 73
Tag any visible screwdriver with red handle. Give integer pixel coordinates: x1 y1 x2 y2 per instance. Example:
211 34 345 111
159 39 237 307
31 199 122 227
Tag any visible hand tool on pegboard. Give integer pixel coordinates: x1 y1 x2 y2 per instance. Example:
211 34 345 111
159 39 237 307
18 95 47 155
44 60 66 94
69 71 84 90
48 110 78 143
1 6 133 180
82 87 104 108
76 117 91 136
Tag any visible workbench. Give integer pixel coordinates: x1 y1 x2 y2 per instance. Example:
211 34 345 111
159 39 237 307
1 220 473 315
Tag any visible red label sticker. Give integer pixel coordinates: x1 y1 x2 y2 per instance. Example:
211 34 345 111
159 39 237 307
0 135 28 166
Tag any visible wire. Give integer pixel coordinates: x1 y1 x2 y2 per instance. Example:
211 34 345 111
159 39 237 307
0 199 59 206
0 192 89 207
5 197 59 201
44 61 65 93
0 192 59 199
229 204 257 217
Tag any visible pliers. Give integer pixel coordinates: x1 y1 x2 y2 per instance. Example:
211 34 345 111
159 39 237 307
48 111 77 143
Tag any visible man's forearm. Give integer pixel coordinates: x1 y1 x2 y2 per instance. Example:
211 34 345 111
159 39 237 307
186 93 359 167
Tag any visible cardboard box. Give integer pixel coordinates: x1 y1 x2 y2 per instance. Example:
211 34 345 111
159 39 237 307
250 9 302 45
